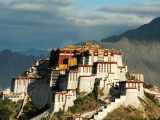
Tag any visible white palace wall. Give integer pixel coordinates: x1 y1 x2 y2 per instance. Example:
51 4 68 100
79 76 95 93
124 88 141 108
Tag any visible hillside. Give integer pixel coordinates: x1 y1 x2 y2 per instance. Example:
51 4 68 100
0 50 50 91
103 97 160 120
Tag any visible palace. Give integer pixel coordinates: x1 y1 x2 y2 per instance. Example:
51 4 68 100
0 42 147 119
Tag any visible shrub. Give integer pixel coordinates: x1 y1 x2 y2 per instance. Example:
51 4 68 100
69 106 77 113
144 91 158 105
88 92 95 99
73 97 84 105
0 100 3 108
143 83 153 89
83 95 89 100
3 97 12 105
76 88 80 96
19 114 28 120
115 92 120 98
56 108 64 120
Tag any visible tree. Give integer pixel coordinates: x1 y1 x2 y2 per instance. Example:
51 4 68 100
126 72 130 80
0 108 12 120
3 97 12 105
0 100 3 108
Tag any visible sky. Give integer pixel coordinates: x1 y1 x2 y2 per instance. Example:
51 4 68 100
0 0 160 51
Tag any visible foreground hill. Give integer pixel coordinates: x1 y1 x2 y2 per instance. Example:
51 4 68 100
0 50 49 91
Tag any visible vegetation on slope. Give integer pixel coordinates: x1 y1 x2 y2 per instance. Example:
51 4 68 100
103 95 160 120
68 92 100 114
103 105 144 120
20 100 49 119
144 91 159 105
143 82 154 89
0 97 23 119
49 90 100 120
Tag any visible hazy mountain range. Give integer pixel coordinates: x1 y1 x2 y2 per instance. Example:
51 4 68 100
0 50 49 91
0 17 160 91
15 49 50 57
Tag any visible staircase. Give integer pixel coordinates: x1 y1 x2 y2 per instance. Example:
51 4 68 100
90 95 126 120
51 70 60 92
17 93 29 118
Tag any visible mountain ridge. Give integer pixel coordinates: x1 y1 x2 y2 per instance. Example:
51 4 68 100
14 49 50 57
101 17 160 43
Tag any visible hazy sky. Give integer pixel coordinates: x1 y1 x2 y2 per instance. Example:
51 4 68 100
0 0 160 51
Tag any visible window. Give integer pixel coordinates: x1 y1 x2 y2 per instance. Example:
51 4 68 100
138 83 140 91
19 80 21 85
83 67 85 73
108 64 111 73
58 95 60 102
62 95 63 102
104 64 106 72
70 74 72 81
73 74 75 81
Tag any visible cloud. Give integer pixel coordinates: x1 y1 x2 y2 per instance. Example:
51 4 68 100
0 0 75 6
98 4 160 14
0 0 159 51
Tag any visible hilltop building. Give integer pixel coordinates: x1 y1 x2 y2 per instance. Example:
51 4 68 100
0 43 146 119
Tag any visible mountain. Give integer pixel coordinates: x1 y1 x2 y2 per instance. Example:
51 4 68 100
0 50 50 91
101 17 160 43
75 17 160 88
15 49 50 57
99 17 160 88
